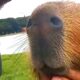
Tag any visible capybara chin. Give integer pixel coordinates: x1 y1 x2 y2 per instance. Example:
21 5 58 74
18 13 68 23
27 2 80 80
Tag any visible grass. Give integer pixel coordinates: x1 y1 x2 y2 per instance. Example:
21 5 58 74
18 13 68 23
0 53 38 80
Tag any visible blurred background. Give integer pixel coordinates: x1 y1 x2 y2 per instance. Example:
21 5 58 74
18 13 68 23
0 0 80 80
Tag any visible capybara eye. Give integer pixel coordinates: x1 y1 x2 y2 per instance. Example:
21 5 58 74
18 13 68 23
50 17 62 28
27 19 32 28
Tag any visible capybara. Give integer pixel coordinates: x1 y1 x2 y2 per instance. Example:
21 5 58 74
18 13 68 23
27 2 80 80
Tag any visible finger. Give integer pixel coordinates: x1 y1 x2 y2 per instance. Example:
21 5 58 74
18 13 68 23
69 69 80 80
51 76 69 80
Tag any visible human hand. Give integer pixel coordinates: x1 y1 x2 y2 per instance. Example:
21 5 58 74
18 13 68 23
52 69 80 80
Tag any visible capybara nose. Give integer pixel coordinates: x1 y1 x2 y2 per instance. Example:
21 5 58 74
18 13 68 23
50 16 63 29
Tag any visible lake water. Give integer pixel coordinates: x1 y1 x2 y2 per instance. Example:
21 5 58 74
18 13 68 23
0 32 30 55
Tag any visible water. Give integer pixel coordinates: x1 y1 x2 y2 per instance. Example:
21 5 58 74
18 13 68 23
0 32 30 55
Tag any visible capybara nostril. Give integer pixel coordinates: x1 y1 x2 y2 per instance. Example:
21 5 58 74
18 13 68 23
50 17 63 29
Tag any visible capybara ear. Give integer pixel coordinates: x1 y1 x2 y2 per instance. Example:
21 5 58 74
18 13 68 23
0 0 11 8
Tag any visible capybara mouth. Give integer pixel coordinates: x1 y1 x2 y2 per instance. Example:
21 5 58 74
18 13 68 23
40 65 72 80
40 65 68 78
41 67 66 77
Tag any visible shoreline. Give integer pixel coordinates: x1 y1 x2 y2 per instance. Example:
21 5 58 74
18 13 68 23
0 32 30 54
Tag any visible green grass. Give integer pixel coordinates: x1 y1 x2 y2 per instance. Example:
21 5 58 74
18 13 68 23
0 53 38 80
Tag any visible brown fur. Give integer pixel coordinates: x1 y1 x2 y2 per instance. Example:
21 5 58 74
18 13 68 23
27 2 80 80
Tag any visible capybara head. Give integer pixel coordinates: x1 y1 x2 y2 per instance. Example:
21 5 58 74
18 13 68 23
27 2 80 80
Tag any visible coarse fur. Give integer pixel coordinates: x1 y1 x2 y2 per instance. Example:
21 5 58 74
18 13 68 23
27 2 80 80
